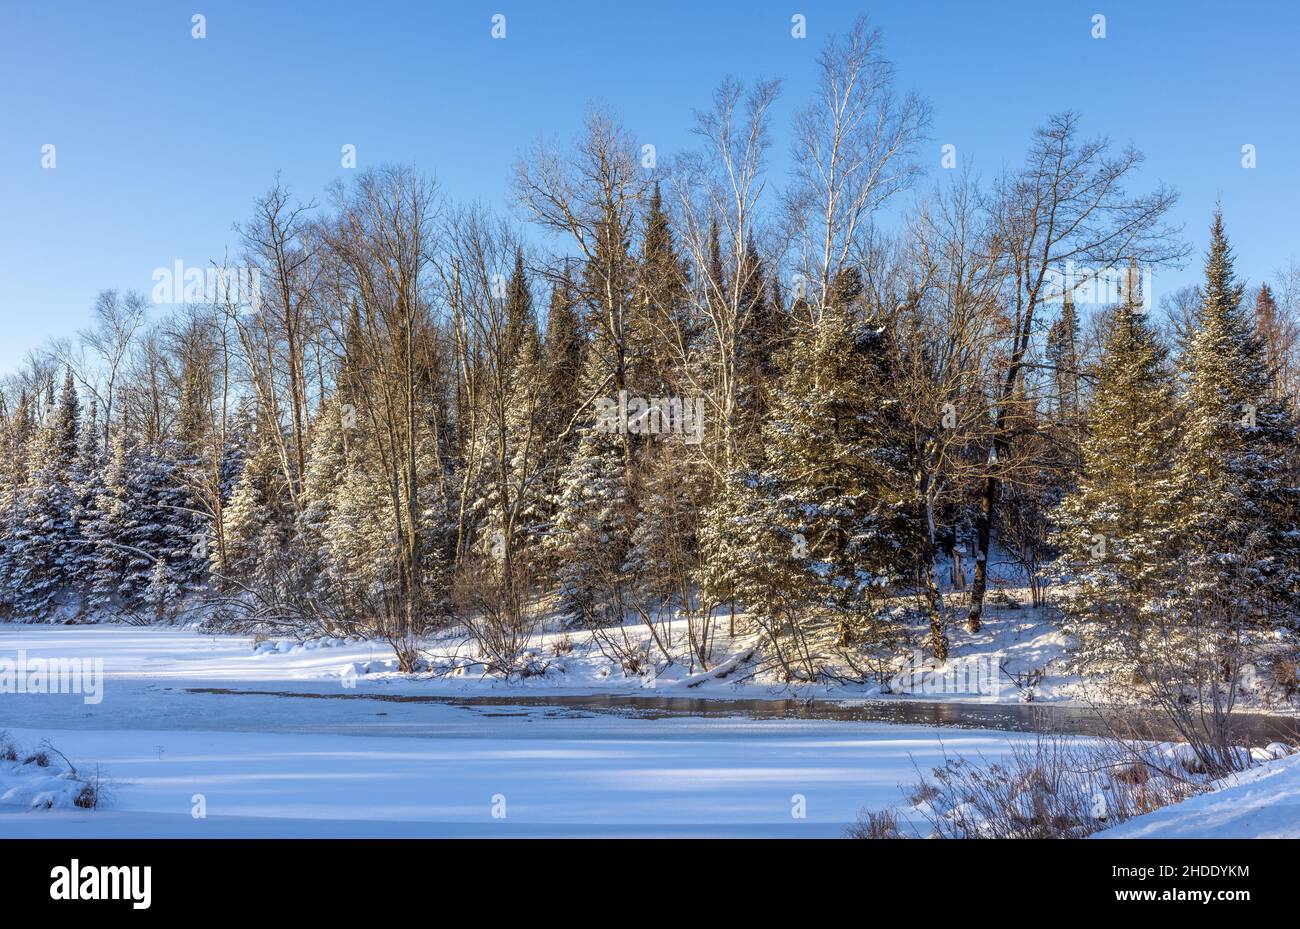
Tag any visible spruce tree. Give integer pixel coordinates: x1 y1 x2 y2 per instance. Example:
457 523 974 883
733 237 783 459
546 344 632 626
1173 211 1300 633
299 396 350 578
541 265 585 432
6 376 81 617
119 444 193 616
629 181 689 397
86 426 132 612
1047 293 1080 416
68 397 104 595
0 390 35 616
502 248 533 363
718 306 917 652
1052 280 1181 676
222 422 290 590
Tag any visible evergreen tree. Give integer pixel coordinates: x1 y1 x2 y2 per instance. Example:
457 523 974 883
469 301 546 573
299 396 350 575
541 264 585 431
86 426 132 612
68 398 104 593
502 248 533 363
1173 211 1300 633
1254 282 1296 404
733 237 782 457
716 306 917 652
1046 293 1079 413
546 345 632 625
137 440 205 617
531 267 587 565
1052 279 1181 675
322 435 398 606
0 390 35 616
221 421 291 591
317 387 452 624
5 375 81 617
629 181 689 397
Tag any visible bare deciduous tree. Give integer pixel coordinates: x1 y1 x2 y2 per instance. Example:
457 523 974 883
966 112 1185 633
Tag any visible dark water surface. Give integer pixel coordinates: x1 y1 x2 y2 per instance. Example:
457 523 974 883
185 687 1300 744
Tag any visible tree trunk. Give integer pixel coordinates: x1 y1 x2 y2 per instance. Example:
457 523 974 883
967 473 996 632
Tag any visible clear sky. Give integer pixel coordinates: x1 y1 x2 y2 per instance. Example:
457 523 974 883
1 0 1297 373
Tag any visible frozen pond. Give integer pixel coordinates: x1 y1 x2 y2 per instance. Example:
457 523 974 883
3 624 1295 837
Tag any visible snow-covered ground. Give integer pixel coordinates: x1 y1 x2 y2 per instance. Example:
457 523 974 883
0 555 1089 707
1099 750 1300 839
19 553 1295 712
0 598 1075 704
0 719 1033 837
0 754 93 812
0 622 1041 836
3 622 1296 837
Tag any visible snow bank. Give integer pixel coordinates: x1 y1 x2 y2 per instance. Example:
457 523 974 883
1101 748 1300 838
0 734 96 812
0 758 88 810
0 604 1078 705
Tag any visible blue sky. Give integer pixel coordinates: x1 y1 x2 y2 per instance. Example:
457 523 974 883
1 0 1297 372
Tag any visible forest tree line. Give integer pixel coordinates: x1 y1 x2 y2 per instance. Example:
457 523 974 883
2 20 1298 698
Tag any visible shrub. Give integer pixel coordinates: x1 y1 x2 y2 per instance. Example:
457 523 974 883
848 735 1203 839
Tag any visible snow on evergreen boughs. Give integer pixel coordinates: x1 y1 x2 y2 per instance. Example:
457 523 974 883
1051 284 1181 677
1173 212 1300 633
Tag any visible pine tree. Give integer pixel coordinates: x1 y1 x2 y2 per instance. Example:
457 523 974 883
68 398 104 595
221 422 290 590
300 397 350 572
629 181 689 397
0 390 35 616
717 306 917 654
583 205 638 481
548 427 630 626
322 436 397 605
529 268 587 568
168 352 219 594
623 437 711 640
1046 293 1079 415
86 426 132 612
314 382 451 625
1173 211 1300 633
826 265 865 319
502 329 547 558
1254 282 1297 404
465 251 547 586
546 343 632 625
137 441 204 617
502 248 533 363
1052 278 1181 676
541 264 585 432
5 376 81 618
733 237 782 458
105 442 197 617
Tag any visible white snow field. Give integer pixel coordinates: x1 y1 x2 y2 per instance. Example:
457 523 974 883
2 623 1296 838
0 721 1031 837
0 623 1041 837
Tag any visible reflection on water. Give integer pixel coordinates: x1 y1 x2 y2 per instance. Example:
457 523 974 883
186 687 1299 744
